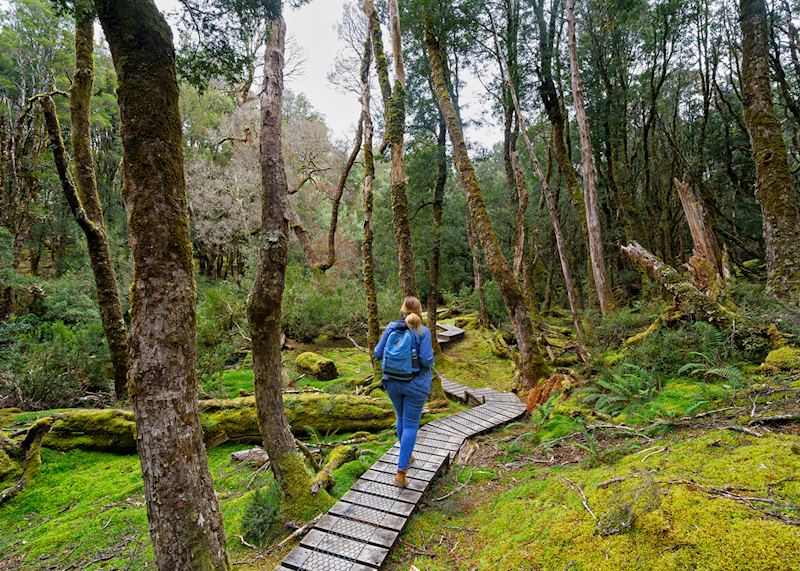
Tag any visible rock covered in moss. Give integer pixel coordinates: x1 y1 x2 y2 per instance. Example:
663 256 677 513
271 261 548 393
761 346 800 374
295 351 338 381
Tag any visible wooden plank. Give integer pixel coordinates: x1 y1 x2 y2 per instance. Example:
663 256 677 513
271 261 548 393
300 529 388 568
328 502 407 532
380 453 446 474
315 514 399 548
351 479 423 504
281 545 375 571
340 490 416 517
360 468 429 492
371 460 438 482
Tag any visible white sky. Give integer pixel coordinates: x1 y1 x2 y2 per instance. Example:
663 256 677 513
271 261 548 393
153 0 499 149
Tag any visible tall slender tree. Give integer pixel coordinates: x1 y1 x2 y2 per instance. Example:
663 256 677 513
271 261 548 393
740 0 800 297
93 0 229 567
566 0 614 315
366 0 416 296
69 0 129 399
247 14 334 520
425 16 548 390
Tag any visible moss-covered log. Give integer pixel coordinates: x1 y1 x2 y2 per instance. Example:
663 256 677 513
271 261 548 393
31 394 394 453
621 241 770 353
0 417 53 504
295 352 338 381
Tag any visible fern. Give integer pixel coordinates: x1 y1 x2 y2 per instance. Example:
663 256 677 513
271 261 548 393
582 364 659 415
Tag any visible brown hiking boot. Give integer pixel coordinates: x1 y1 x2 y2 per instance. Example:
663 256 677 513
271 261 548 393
395 469 408 487
409 453 415 465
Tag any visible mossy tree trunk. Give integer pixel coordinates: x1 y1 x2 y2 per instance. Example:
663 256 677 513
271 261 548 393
94 1 229 568
247 15 332 523
425 20 548 389
69 1 129 399
497 47 584 340
566 0 614 315
427 112 447 354
510 149 529 285
740 0 800 298
360 10 380 356
367 0 416 297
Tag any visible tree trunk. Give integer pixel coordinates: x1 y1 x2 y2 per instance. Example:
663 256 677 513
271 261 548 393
94 1 229 569
497 44 585 341
69 2 129 399
314 117 363 272
675 179 728 280
368 0 416 297
740 0 800 297
427 112 447 354
361 10 380 356
566 0 614 315
467 218 488 327
426 21 548 389
510 150 528 284
247 16 333 523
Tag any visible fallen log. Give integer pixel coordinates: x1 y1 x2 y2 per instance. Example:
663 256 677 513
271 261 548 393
38 393 394 453
0 418 54 504
620 241 770 354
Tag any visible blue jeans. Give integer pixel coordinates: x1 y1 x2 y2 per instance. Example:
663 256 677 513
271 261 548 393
384 380 428 470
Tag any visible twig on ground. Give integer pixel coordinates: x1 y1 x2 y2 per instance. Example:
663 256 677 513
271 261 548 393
276 514 323 548
641 447 668 462
434 469 473 501
563 478 597 520
238 535 256 549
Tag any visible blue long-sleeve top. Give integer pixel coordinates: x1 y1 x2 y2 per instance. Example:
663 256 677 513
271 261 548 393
374 319 435 392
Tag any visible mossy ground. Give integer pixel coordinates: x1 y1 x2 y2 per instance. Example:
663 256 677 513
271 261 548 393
388 428 800 571
434 320 516 391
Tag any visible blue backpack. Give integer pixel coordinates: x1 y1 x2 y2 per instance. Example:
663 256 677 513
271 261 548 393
382 328 420 382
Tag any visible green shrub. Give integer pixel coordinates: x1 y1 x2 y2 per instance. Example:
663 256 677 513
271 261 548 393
241 481 282 546
589 303 664 349
39 272 100 325
1 320 111 408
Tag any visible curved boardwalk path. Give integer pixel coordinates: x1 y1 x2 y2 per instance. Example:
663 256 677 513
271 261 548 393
277 337 527 570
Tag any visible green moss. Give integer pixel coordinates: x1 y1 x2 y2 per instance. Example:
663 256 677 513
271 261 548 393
395 431 800 570
275 452 334 522
330 459 369 498
538 414 582 443
616 379 730 425
434 324 515 391
295 351 338 381
761 345 800 374
0 448 18 482
43 409 137 453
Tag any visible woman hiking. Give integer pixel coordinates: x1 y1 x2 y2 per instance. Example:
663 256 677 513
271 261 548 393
374 296 435 487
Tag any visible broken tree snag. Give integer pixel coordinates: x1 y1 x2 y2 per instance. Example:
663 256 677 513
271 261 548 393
287 201 317 267
620 241 770 352
314 116 364 272
741 0 800 298
567 0 614 315
675 179 729 282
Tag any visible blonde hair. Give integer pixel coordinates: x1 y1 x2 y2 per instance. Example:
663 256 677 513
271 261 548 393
400 296 423 334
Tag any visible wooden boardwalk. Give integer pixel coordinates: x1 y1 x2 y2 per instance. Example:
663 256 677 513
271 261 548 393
276 376 526 570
